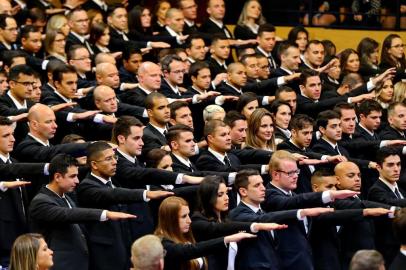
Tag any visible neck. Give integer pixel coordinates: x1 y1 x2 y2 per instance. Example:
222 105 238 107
360 122 374 134
271 181 290 193
173 150 188 160
117 145 134 158
212 55 225 64
30 132 48 144
10 91 25 104
242 198 260 209
139 83 154 92
245 18 256 25
192 84 204 92
215 210 221 222
390 124 405 134
291 138 305 149
151 120 166 129
92 170 109 180
210 146 226 155
381 177 396 186
322 136 337 145
47 182 63 196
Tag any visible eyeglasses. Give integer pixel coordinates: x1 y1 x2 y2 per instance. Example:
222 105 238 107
72 57 91 61
94 155 118 163
12 80 36 88
391 44 406 49
276 169 300 177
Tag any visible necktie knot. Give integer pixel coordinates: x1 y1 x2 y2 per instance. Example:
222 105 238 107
394 187 402 199
223 156 231 167
105 181 113 188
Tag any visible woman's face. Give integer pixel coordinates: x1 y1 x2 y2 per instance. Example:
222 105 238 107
388 37 405 60
91 13 103 26
242 100 258 119
36 238 53 270
345 53 360 72
60 18 70 36
52 33 66 55
257 115 274 143
97 28 110 47
379 80 394 102
369 48 379 64
246 0 261 20
157 1 171 22
178 205 191 233
214 183 229 213
141 8 152 28
296 32 308 52
274 105 292 129
157 155 173 171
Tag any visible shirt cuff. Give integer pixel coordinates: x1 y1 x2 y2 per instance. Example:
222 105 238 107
42 60 49 70
260 165 268 175
228 172 237 185
143 190 150 202
211 81 217 90
67 112 75 122
250 223 259 233
389 206 397 218
142 110 148 118
0 181 8 192
192 94 200 104
44 163 49 175
321 155 328 161
297 210 305 220
380 140 388 147
402 146 406 155
262 96 269 106
322 191 333 203
215 95 225 105
176 173 185 184
347 97 352 104
146 42 152 49
366 79 375 91
77 88 84 96
94 114 104 124
194 145 200 155
277 76 285 86
100 210 108 221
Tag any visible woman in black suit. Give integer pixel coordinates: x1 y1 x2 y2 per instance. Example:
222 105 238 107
89 22 111 55
155 196 256 270
269 100 292 145
234 0 266 40
380 34 406 82
191 176 286 270
357 37 381 81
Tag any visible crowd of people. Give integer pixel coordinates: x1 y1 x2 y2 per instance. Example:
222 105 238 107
1 0 406 270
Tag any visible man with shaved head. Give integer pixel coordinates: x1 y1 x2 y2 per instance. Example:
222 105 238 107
14 103 90 162
120 62 162 107
159 8 187 48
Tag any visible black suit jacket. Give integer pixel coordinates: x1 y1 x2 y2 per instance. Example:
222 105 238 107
119 86 149 107
159 79 184 99
296 94 347 119
108 27 147 52
233 24 257 40
76 174 145 270
142 123 167 156
269 67 300 92
29 186 103 270
389 251 406 270
119 66 138 84
207 56 227 79
65 32 94 56
199 19 233 39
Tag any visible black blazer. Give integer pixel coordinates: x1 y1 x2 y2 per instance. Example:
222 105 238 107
207 56 227 79
29 186 103 270
233 24 257 40
119 66 138 84
269 67 300 92
157 27 185 48
76 174 145 270
229 202 299 270
119 86 149 107
108 27 147 52
65 32 94 56
142 123 168 156
199 19 233 39
389 251 406 270
230 146 273 165
296 94 347 119
159 79 184 99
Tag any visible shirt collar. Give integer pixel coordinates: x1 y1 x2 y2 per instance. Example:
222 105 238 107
322 137 338 149
269 182 292 196
138 85 153 95
45 185 67 199
38 0 51 7
28 133 49 146
7 91 27 109
289 138 305 150
209 17 223 28
165 25 182 37
96 44 110 53
225 81 242 94
208 147 228 164
0 153 10 163
256 46 271 57
277 127 291 139
1 41 11 50
70 31 87 43
327 76 339 84
213 57 226 67
13 0 27 9
358 123 375 136
280 66 294 75
164 78 180 94
187 57 196 64
184 19 195 27
91 172 111 185
241 200 261 213
192 85 205 94
379 177 401 193
150 123 167 135
117 148 136 164
54 89 72 103
173 153 192 167
49 53 67 62
246 23 259 34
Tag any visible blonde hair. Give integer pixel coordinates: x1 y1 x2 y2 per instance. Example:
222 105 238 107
393 81 406 103
237 0 266 26
245 108 276 151
46 14 67 33
9 233 44 270
131 235 163 270
269 150 296 172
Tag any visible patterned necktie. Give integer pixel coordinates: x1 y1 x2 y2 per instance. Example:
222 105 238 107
224 156 232 167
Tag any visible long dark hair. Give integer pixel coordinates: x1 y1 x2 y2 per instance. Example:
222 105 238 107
381 34 406 69
198 175 227 221
357 37 379 66
128 5 152 34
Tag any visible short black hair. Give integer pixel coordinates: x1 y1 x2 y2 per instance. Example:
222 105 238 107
122 44 142 61
8 65 34 81
87 141 112 165
235 169 260 195
376 146 400 166
290 114 314 131
145 92 167 110
357 100 382 117
316 110 340 129
20 25 41 39
2 51 26 68
258 23 275 37
52 65 76 83
166 124 194 146
224 111 246 128
49 154 79 180
111 116 143 144
169 101 189 120
299 69 319 86
189 61 210 78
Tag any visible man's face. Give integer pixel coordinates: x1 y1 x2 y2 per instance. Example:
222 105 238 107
10 73 35 100
389 104 406 132
379 155 401 183
291 126 313 148
187 38 206 61
192 68 211 90
0 0 12 15
124 53 142 74
313 176 338 192
278 91 297 114
244 57 259 79
22 31 42 53
340 109 357 135
228 65 247 88
360 110 382 131
70 48 92 73
0 73 8 95
1 17 17 43
207 0 225 20
180 0 198 20
173 106 193 128
95 90 117 113
166 60 184 86
167 10 184 33
257 57 270 80
211 39 230 60
0 124 15 155
56 72 77 99
328 59 341 80
300 76 322 100
257 31 276 53
99 65 120 89
272 160 299 191
305 43 325 67
208 125 232 153
281 47 301 71
92 148 117 178
122 126 144 156
57 166 79 193
29 78 42 103
241 175 266 205
336 163 362 192
33 108 58 140
69 10 89 35
173 131 196 157
139 65 162 91
148 97 170 125
109 8 128 31
321 118 342 143
230 119 247 145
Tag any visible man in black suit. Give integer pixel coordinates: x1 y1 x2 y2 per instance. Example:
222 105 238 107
300 40 325 71
177 0 199 35
207 34 230 79
185 35 207 64
275 86 298 115
368 146 406 265
66 8 94 56
76 141 173 270
67 45 96 89
19 25 47 71
158 8 188 48
263 150 358 270
391 208 406 270
229 169 333 270
119 46 142 84
0 14 18 56
255 24 277 71
29 154 135 270
199 0 233 39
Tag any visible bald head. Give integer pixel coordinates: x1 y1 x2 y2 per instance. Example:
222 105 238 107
28 104 57 142
93 85 117 113
28 103 53 122
95 63 120 88
335 162 362 192
227 62 244 74
0 0 12 15
95 53 116 65
137 62 162 91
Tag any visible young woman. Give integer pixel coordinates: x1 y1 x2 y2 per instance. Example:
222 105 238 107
375 79 394 128
89 22 111 54
339 48 361 77
269 101 293 144
9 233 53 270
380 34 406 82
357 37 381 80
44 30 67 63
236 92 258 120
145 148 173 171
245 108 276 152
152 0 171 33
393 81 406 103
155 196 256 270
287 26 309 55
234 0 266 40
46 14 70 36
192 176 286 270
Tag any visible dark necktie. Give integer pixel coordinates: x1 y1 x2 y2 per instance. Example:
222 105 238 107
394 187 402 199
105 181 113 188
224 156 232 167
256 209 263 215
334 145 341 155
188 162 195 172
268 55 276 69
